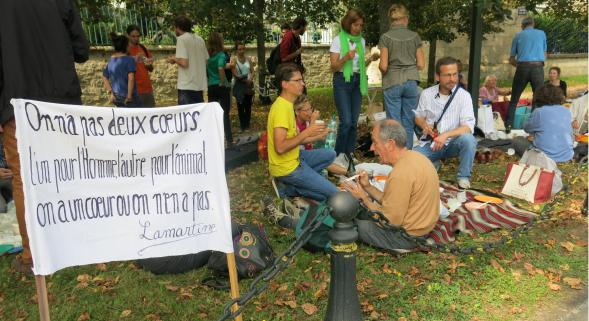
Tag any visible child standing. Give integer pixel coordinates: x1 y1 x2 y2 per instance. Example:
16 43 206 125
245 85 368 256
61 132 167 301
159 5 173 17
102 32 139 107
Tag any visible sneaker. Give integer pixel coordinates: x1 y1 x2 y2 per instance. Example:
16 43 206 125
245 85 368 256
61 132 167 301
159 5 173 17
283 198 301 219
333 153 349 169
457 178 471 189
261 196 286 224
291 197 310 211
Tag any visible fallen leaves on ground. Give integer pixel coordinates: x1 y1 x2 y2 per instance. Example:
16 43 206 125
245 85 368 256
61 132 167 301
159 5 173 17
301 303 318 315
563 277 583 289
548 282 561 291
120 310 132 317
560 241 576 252
77 312 90 321
490 259 505 273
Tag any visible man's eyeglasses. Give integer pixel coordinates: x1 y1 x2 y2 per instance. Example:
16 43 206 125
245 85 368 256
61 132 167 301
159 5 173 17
298 107 314 113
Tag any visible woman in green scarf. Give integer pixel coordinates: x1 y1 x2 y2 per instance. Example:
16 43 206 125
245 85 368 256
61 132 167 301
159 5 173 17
329 9 376 162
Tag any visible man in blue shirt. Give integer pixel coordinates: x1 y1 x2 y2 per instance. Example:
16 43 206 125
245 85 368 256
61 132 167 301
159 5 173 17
506 16 547 131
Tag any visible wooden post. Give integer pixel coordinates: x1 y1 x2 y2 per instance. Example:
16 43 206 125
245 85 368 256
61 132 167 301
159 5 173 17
35 275 51 321
226 253 243 321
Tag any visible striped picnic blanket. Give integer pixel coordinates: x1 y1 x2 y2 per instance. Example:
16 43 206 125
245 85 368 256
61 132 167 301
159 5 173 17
428 182 537 244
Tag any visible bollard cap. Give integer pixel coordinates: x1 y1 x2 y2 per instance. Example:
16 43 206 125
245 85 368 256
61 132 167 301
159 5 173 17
328 192 359 222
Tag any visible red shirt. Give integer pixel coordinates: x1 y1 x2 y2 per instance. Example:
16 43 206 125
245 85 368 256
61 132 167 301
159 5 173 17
279 30 301 63
296 118 313 150
128 44 153 94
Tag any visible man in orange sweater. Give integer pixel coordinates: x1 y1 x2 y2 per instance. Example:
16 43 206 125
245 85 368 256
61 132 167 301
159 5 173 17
343 119 439 252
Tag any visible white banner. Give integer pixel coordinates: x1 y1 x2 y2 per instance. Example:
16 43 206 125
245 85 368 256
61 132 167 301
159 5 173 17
12 99 233 275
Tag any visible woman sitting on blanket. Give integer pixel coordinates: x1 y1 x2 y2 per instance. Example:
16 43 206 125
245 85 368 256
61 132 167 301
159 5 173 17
479 75 511 103
512 84 574 162
294 95 348 175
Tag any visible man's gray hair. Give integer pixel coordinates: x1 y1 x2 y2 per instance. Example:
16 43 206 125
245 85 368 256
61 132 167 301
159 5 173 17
376 119 406 148
522 16 534 28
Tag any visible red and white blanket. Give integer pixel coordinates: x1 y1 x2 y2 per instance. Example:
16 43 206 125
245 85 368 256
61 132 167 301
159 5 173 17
428 182 537 244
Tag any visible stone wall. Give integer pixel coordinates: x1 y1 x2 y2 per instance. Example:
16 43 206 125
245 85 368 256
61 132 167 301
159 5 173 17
77 45 333 106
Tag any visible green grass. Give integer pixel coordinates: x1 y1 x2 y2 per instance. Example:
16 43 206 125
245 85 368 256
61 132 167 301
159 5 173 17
495 74 587 90
1 90 587 321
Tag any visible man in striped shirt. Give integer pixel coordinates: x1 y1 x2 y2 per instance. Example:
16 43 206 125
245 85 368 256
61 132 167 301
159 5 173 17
413 57 477 189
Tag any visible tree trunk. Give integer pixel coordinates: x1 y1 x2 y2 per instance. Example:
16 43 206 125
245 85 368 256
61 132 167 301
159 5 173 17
427 38 437 86
254 0 265 89
378 0 395 35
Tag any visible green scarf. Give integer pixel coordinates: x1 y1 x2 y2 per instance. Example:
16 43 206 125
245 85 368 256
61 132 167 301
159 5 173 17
339 30 368 96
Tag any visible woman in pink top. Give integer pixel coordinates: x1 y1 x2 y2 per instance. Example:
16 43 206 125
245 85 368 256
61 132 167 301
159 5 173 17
479 75 511 103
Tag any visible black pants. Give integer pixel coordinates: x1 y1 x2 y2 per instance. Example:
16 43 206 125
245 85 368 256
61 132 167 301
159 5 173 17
237 94 253 130
178 89 204 105
208 85 232 143
506 64 544 127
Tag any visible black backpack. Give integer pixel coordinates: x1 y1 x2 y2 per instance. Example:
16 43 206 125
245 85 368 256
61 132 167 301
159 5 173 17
266 44 281 75
207 222 275 278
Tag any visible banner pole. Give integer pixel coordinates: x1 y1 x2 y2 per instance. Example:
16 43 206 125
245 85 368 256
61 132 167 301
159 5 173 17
34 275 51 321
226 253 243 321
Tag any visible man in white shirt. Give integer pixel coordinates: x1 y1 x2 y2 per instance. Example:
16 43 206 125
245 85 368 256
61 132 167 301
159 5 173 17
166 15 208 104
413 56 477 189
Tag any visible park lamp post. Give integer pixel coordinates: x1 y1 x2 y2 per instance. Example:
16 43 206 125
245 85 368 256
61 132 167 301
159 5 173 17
324 192 363 321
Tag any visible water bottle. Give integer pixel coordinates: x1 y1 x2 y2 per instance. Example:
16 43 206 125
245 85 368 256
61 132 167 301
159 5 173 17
325 114 337 150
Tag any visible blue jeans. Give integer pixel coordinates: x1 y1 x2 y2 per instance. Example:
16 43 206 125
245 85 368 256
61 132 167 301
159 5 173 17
383 80 419 149
333 72 361 154
276 149 338 201
414 133 477 179
178 90 204 105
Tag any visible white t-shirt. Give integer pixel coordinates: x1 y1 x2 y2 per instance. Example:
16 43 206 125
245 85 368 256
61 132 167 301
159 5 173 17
175 32 209 91
330 35 366 72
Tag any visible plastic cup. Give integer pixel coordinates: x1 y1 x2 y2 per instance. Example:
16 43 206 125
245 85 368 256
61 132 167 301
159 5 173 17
457 191 467 203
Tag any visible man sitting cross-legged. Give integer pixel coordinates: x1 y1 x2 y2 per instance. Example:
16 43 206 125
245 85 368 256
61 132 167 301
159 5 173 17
267 63 338 201
413 56 477 189
343 119 440 253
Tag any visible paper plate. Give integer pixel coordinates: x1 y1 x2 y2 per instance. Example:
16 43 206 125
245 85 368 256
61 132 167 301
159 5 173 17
474 195 503 204
465 201 487 210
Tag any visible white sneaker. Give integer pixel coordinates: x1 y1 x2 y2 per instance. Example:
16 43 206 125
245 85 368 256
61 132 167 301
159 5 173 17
457 178 471 189
333 153 349 169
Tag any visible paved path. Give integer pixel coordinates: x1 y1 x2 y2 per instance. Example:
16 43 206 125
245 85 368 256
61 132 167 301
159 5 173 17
529 289 588 321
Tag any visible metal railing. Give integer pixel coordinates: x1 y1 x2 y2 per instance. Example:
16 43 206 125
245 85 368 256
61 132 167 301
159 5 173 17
80 6 166 46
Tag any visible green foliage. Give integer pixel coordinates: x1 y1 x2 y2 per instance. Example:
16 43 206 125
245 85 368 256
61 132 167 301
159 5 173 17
535 14 588 54
511 0 588 28
341 0 380 46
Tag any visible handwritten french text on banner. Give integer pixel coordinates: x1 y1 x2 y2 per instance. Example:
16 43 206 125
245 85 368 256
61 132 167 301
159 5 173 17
12 99 233 275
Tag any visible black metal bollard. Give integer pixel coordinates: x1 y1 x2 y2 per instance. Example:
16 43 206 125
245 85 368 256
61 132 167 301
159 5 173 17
324 192 362 321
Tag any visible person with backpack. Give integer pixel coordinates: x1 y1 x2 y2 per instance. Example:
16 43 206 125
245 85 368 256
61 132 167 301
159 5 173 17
280 17 306 70
126 25 156 107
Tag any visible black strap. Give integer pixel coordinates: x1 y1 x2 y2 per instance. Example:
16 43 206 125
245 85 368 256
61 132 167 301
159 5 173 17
433 87 461 130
